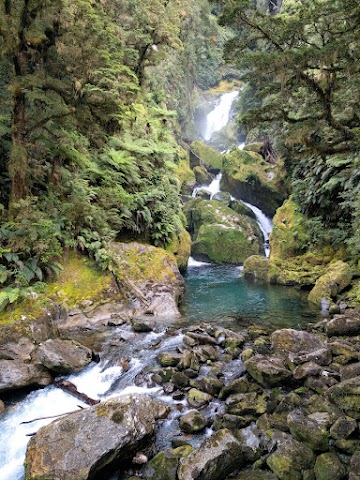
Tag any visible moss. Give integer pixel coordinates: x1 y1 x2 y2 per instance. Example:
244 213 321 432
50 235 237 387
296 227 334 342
243 255 270 283
345 279 360 307
207 79 243 95
308 260 353 306
190 140 223 170
166 227 191 272
242 142 263 153
177 151 195 195
193 165 212 185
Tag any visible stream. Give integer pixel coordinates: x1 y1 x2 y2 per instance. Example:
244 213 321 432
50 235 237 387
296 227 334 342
0 89 320 480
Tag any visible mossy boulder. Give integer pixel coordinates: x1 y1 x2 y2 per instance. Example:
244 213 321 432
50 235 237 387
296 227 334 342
212 191 232 206
243 256 270 283
221 149 285 216
143 445 193 480
287 411 329 452
184 199 262 264
229 199 256 219
327 376 360 419
187 388 212 408
177 151 196 196
179 410 208 433
190 140 223 171
326 311 360 337
193 165 212 185
308 261 353 307
167 227 191 272
314 453 347 480
242 142 263 153
244 355 292 387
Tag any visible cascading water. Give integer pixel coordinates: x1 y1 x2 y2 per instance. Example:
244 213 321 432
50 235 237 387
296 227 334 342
242 201 273 257
192 172 222 199
203 90 239 141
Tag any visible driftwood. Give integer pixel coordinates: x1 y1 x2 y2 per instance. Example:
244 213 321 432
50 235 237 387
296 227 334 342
54 379 100 406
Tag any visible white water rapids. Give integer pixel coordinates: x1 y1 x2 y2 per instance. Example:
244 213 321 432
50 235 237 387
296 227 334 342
203 90 239 141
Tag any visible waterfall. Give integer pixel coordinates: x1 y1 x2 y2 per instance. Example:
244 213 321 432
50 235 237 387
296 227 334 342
203 91 239 141
192 172 222 199
242 201 273 257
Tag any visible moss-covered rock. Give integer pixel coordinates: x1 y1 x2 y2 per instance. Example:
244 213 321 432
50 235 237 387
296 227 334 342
143 445 193 480
243 255 270 283
167 227 191 272
314 453 346 480
177 150 196 196
308 261 353 307
187 388 212 408
184 199 262 264
179 410 208 433
287 411 329 452
229 199 256 219
244 355 292 387
221 148 285 216
327 376 360 419
193 165 213 185
190 140 223 171
212 191 232 206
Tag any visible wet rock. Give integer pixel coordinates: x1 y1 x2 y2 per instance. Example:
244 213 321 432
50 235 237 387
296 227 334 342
131 316 154 332
287 411 329 452
177 429 243 480
187 388 212 408
271 329 326 364
225 391 268 416
266 431 315 480
214 413 253 431
326 311 360 337
231 471 278 480
0 337 35 362
314 452 347 480
0 360 52 393
304 374 338 393
190 376 223 396
257 412 289 432
157 352 182 367
31 339 93 374
219 377 261 400
172 371 190 389
212 191 232 205
25 394 169 480
143 445 193 480
293 348 332 367
152 367 175 385
244 355 292 387
327 376 360 418
330 416 357 439
334 438 360 454
241 348 253 361
339 362 360 381
185 331 217 345
349 451 360 480
179 410 208 433
0 399 5 414
293 361 322 380
236 424 264 463
329 340 359 358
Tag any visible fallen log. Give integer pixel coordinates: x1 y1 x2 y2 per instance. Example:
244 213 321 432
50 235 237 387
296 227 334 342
54 379 100 405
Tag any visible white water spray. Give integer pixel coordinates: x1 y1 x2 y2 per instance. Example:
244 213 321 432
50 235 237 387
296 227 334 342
203 91 239 141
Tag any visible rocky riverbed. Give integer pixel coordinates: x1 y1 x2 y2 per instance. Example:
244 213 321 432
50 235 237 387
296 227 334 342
2 308 359 480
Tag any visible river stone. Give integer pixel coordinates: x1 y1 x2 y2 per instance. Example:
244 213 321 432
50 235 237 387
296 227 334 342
271 329 326 364
231 471 278 480
339 362 360 381
157 352 182 367
327 376 360 418
31 339 93 374
326 311 360 336
349 451 360 480
187 388 212 408
244 355 292 387
287 411 329 452
131 316 154 332
0 337 36 362
314 452 346 480
0 360 52 393
330 416 357 439
191 376 223 395
143 445 193 480
179 410 208 433
25 394 169 480
225 391 268 416
293 361 322 380
266 431 315 480
177 428 243 480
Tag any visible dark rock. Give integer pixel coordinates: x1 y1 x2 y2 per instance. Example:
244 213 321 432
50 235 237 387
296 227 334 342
230 471 278 480
143 445 193 480
225 391 268 416
31 339 93 374
214 413 253 431
333 438 360 454
190 376 223 396
25 394 169 480
314 452 347 480
236 423 264 463
349 451 360 480
292 348 332 366
293 361 322 380
339 362 360 381
131 316 154 332
177 429 244 480
327 376 360 419
330 416 357 439
271 329 326 364
179 410 208 433
266 431 315 480
157 352 182 367
326 311 360 337
287 411 329 452
304 375 338 393
172 371 190 389
244 355 292 387
0 360 52 393
212 192 232 205
219 377 261 400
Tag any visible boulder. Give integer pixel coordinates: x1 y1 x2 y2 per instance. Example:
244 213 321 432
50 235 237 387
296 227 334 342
31 339 92 374
0 399 5 414
266 431 315 480
314 452 346 480
0 360 52 393
143 445 193 480
212 192 232 206
293 361 322 380
179 410 208 433
339 362 360 381
243 255 270 283
193 165 212 185
225 391 268 416
0 337 36 362
157 352 182 367
349 451 360 480
330 416 357 439
287 411 329 452
25 394 169 480
244 355 292 387
271 329 327 365
326 311 360 337
177 429 243 480
190 141 223 170
308 261 353 307
187 388 212 408
327 376 360 418
231 472 278 480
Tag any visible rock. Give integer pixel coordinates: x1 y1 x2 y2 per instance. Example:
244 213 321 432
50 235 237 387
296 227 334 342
177 429 243 480
0 360 52 393
31 339 92 374
131 316 155 332
0 337 36 362
187 388 212 408
330 416 357 439
287 411 329 452
349 451 360 480
194 189 211 200
314 452 346 480
329 340 359 358
266 431 315 480
191 376 223 396
190 141 223 170
231 471 278 480
0 399 5 414
339 362 360 380
327 376 360 418
167 226 191 272
271 329 327 364
225 391 268 416
308 261 353 307
172 371 190 389
179 410 208 433
229 199 257 219
236 424 264 463
219 377 261 400
293 361 322 380
243 255 270 283
143 445 193 480
157 352 182 367
212 192 232 206
25 394 169 480
244 355 292 387
326 311 360 336
193 165 213 185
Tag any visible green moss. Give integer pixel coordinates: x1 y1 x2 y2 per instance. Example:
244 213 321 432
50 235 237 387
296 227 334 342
166 227 191 272
243 255 270 282
207 79 243 95
193 165 212 185
177 151 195 195
345 279 360 307
308 260 353 306
190 140 223 170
